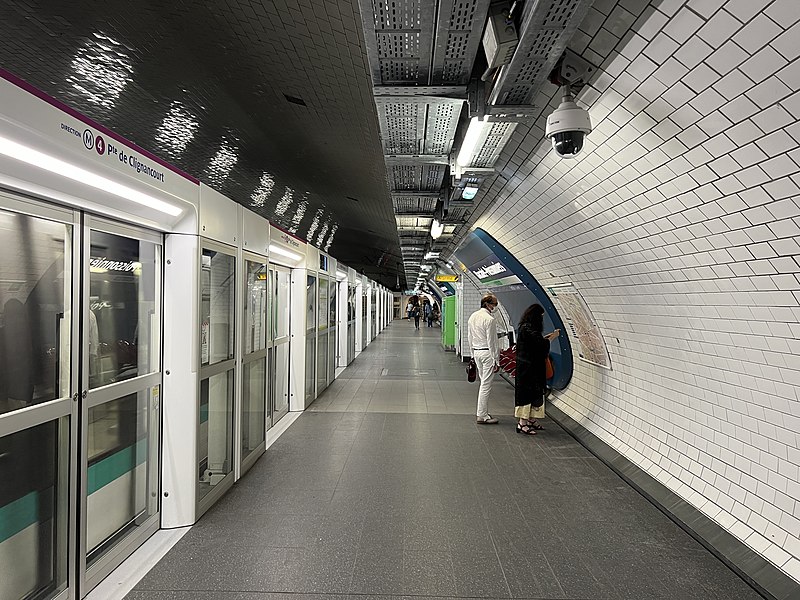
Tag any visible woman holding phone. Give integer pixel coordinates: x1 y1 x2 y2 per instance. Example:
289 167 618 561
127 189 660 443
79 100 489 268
514 303 560 435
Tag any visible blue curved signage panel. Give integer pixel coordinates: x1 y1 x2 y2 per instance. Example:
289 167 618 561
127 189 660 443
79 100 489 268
454 228 573 390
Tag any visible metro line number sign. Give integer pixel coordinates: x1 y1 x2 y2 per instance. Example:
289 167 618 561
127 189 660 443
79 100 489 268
60 120 167 183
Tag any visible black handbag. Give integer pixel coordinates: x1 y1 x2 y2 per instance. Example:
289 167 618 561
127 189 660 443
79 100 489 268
466 358 477 383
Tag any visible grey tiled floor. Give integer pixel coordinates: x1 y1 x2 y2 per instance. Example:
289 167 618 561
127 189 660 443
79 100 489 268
128 321 763 600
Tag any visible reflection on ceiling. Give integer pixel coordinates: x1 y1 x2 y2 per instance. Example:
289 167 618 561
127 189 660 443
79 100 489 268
0 0 402 286
67 32 133 110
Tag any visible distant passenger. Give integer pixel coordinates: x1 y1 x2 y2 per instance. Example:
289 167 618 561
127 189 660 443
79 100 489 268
514 304 559 435
410 299 421 329
406 299 413 320
467 294 500 424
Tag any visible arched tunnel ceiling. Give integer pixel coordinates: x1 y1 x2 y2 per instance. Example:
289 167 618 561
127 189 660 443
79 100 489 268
0 0 404 286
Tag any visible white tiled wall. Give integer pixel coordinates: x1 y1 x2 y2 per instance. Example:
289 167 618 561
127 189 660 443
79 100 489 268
456 272 484 357
472 0 800 583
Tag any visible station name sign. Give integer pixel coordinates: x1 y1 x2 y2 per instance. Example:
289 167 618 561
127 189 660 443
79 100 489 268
435 274 458 282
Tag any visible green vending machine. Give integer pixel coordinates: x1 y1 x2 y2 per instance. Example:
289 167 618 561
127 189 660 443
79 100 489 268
442 295 457 350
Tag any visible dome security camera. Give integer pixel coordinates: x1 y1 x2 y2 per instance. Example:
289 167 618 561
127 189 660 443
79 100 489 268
545 87 592 159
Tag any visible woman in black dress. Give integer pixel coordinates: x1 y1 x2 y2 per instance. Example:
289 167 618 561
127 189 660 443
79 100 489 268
514 304 560 435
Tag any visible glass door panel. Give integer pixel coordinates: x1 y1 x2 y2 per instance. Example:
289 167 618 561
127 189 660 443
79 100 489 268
241 258 267 467
0 208 72 416
316 278 328 394
200 249 235 366
361 289 367 348
347 285 355 363
270 265 290 425
0 418 70 600
88 230 160 388
242 358 266 459
0 198 74 600
329 283 336 380
198 246 235 503
83 224 162 579
85 386 159 565
244 260 267 354
305 275 316 403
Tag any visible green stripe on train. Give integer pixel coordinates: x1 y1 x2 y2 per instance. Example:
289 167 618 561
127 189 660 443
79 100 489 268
0 441 148 543
0 491 38 543
87 439 148 495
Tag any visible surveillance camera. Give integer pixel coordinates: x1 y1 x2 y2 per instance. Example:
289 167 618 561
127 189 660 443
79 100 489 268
545 88 592 159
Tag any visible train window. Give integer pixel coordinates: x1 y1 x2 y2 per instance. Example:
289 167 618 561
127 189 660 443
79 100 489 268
0 210 72 416
200 249 235 366
89 230 160 388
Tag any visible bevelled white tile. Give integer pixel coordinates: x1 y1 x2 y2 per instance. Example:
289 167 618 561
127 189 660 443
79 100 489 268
644 31 681 63
740 45 790 84
697 8 743 48
706 40 751 76
751 104 795 135
733 14 783 54
690 87 727 116
713 69 755 100
725 0 772 23
765 0 800 27
688 0 727 18
663 6 706 43
684 62 722 93
720 95 760 123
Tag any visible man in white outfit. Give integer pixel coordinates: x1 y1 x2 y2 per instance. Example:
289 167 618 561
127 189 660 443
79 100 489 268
467 294 500 424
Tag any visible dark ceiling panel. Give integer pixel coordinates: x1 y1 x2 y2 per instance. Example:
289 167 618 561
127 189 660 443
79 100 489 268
0 0 404 286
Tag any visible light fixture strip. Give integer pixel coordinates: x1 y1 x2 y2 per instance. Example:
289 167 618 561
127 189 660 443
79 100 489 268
0 135 183 216
268 244 302 261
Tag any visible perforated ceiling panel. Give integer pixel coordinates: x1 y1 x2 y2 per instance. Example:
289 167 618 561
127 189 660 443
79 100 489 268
431 0 491 85
489 0 594 105
473 122 518 168
0 0 404 287
376 96 463 156
392 194 439 214
389 164 447 191
368 0 434 85
360 0 491 285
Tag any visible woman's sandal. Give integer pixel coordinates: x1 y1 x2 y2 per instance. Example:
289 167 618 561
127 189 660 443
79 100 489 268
526 419 544 431
516 423 537 435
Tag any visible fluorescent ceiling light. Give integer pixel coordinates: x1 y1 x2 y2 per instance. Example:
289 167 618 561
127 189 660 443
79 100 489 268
424 251 439 259
269 244 302 261
430 219 444 240
0 135 183 216
457 117 485 167
462 185 479 200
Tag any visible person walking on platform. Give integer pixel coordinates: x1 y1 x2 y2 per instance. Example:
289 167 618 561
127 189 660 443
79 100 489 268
514 304 559 435
406 299 413 321
410 297 421 329
468 294 500 424
423 300 433 327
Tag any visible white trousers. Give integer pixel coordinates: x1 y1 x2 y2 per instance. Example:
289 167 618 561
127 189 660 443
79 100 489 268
474 350 495 419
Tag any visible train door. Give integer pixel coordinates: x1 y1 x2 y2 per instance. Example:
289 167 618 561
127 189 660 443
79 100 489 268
240 254 267 474
370 288 377 340
268 265 290 426
347 284 356 363
328 278 336 380
316 277 329 396
361 287 367 348
0 194 74 600
80 217 162 594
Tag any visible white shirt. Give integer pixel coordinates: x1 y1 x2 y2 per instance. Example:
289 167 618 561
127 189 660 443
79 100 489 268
467 307 498 361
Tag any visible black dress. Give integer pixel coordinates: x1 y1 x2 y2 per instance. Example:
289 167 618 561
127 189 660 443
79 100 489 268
514 323 550 408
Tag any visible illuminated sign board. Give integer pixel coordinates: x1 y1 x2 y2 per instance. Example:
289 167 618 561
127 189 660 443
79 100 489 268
435 274 459 282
